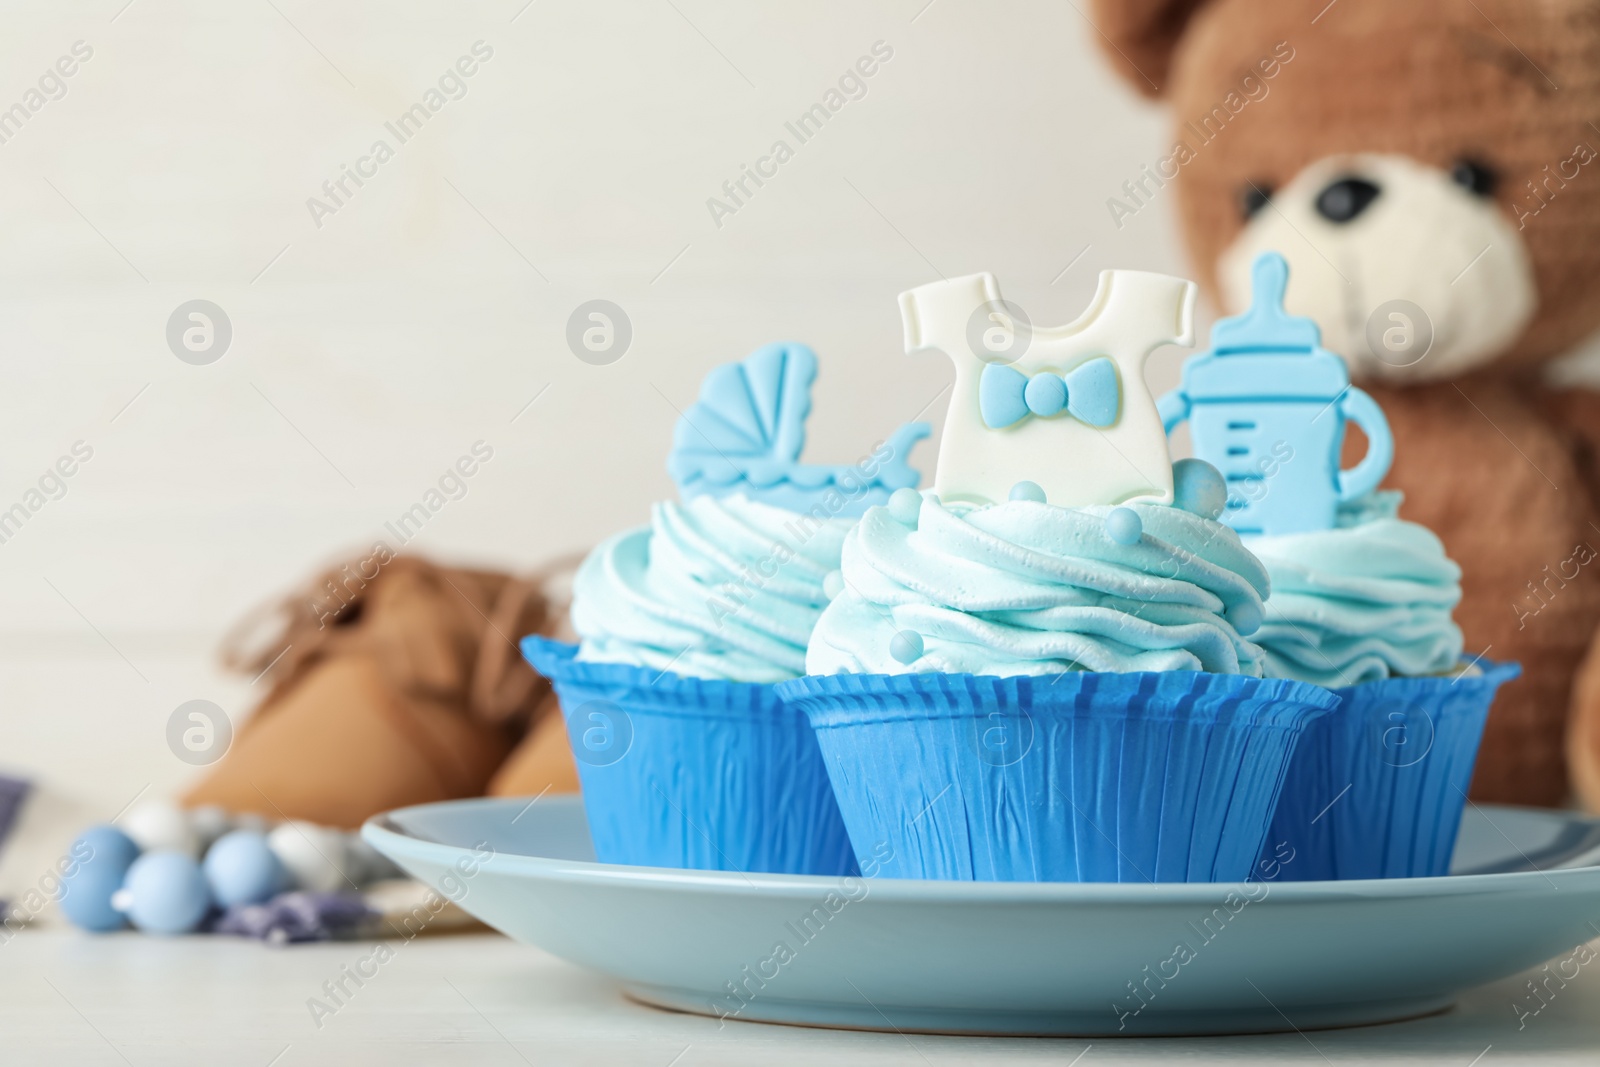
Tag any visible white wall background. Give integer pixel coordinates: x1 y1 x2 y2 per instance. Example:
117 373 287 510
0 0 1200 813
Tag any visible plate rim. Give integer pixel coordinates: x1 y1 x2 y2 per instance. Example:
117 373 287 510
363 795 1600 904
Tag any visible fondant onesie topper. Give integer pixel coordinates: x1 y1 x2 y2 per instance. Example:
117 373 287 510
899 271 1198 508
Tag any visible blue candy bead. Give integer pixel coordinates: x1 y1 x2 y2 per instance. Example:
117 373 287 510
1008 480 1046 503
59 864 129 932
886 488 923 526
1229 599 1264 637
889 629 924 665
122 852 213 935
76 824 141 871
204 830 286 908
1105 507 1143 546
57 826 140 932
1172 458 1228 520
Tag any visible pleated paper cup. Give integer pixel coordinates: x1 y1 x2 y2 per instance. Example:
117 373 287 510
520 637 856 876
1263 660 1519 881
775 670 1339 883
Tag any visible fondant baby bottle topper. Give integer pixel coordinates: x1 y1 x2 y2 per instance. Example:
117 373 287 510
1158 252 1394 536
667 341 930 515
900 270 1198 507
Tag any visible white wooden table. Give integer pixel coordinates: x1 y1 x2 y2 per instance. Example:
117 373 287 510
1 927 1596 1065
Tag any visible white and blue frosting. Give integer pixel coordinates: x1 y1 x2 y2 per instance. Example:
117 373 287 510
574 494 851 683
806 492 1270 677
1244 493 1464 686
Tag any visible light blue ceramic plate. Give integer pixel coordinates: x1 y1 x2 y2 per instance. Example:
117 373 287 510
363 796 1600 1037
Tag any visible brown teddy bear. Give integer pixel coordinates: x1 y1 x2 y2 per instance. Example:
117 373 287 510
1090 0 1600 807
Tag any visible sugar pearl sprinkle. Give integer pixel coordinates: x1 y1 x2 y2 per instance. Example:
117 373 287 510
1105 507 1143 546
889 629 924 665
823 570 844 601
1171 458 1228 521
1008 480 1046 503
886 487 923 527
1228 598 1263 637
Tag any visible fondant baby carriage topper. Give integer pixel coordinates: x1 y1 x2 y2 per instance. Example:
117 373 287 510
1158 252 1394 536
667 341 930 515
900 269 1198 507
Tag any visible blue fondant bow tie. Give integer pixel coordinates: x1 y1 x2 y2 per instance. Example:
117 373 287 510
978 357 1120 430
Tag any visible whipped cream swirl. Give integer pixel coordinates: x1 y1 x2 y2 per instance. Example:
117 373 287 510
573 494 850 683
1245 494 1463 686
806 496 1270 676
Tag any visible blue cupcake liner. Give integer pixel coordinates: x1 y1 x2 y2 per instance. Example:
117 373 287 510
520 637 856 876
775 671 1340 883
1263 660 1520 881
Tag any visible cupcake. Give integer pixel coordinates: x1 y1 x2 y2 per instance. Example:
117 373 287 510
522 341 929 875
1159 252 1517 880
1245 493 1516 879
779 268 1340 884
1247 491 1464 688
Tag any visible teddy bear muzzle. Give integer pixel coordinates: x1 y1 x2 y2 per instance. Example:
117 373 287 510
1217 153 1537 386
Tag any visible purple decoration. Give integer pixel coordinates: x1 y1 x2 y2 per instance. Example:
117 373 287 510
212 891 375 945
0 775 32 852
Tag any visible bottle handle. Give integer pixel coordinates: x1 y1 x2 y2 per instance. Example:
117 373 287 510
1156 388 1190 435
1335 386 1394 503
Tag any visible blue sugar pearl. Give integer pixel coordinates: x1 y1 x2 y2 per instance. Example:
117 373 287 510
204 830 286 908
886 488 923 527
1172 458 1228 520
1023 373 1068 418
889 629 924 665
823 570 844 600
121 852 213 935
1105 507 1143 546
1009 480 1046 503
1229 599 1264 637
57 825 140 932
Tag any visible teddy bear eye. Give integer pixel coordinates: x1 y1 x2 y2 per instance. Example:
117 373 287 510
1239 183 1274 221
1450 159 1498 197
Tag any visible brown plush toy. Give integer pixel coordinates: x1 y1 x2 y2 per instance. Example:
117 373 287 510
183 554 581 829
1090 0 1600 807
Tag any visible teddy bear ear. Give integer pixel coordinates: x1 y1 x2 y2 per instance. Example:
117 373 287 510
1088 0 1215 97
